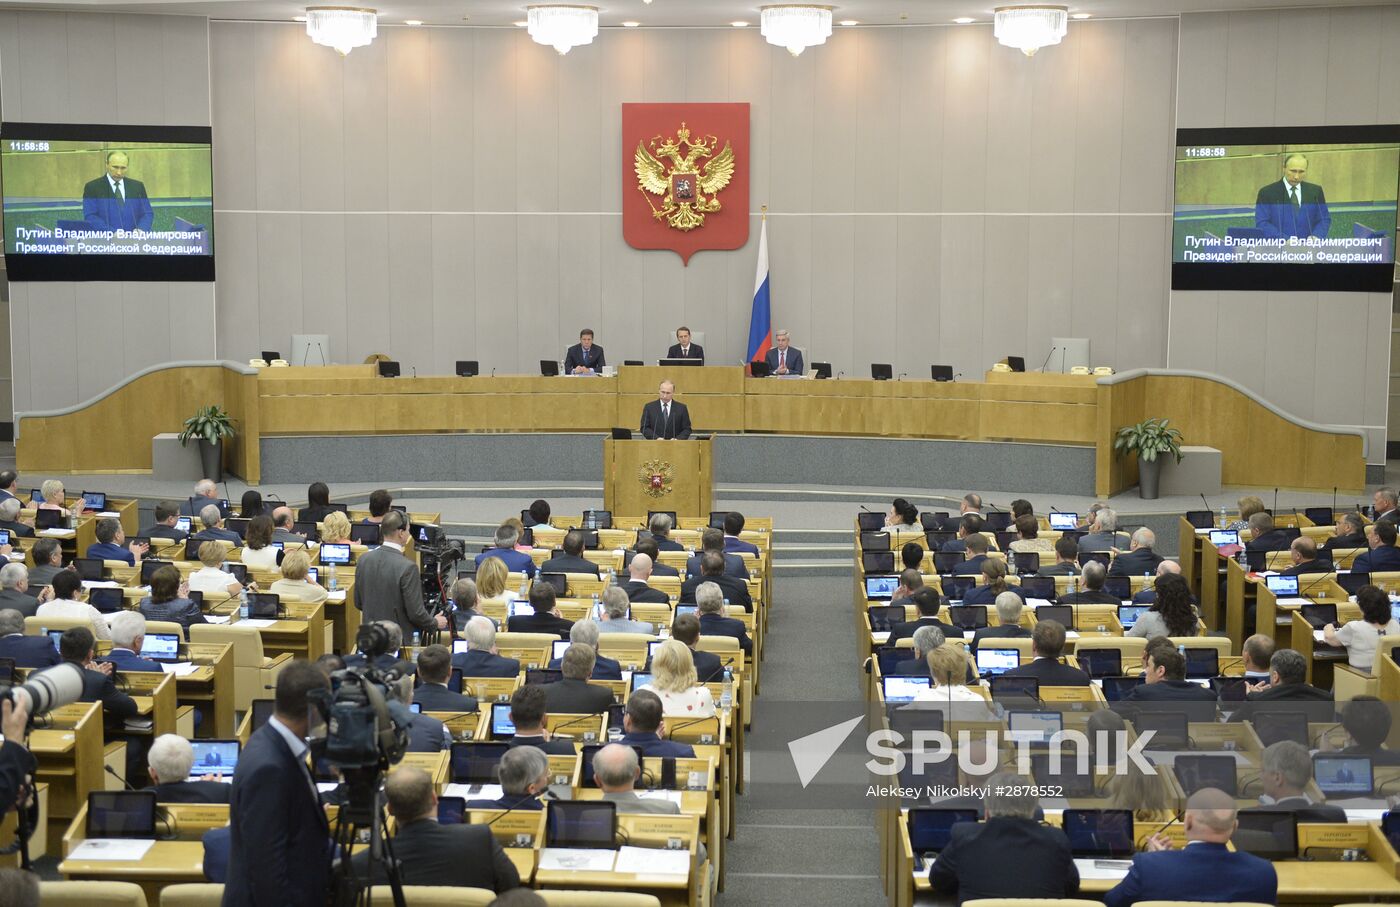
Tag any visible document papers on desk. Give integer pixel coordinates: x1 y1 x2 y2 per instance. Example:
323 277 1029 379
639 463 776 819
614 845 691 876
204 615 230 624
539 848 617 872
160 662 200 676
69 838 156 861
445 783 502 801
634 790 683 804
236 619 275 628
1073 858 1130 880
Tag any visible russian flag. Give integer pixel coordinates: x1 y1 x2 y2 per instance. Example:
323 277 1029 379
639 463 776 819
746 216 771 367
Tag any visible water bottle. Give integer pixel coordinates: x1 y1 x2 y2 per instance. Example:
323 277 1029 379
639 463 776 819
1219 506 1228 528
411 630 421 647
585 511 595 530
720 667 733 714
327 563 338 592
519 576 529 598
1006 550 1017 575
239 586 249 619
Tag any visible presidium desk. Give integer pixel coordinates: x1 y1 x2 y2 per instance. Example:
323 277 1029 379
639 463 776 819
15 363 1365 498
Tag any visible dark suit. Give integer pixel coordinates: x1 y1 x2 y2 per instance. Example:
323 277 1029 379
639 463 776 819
202 826 230 882
1247 529 1294 553
1036 562 1079 577
1003 656 1091 687
690 647 724 683
297 504 340 523
1255 179 1330 239
140 523 187 542
1120 680 1219 722
507 612 573 640
1226 682 1334 724
102 648 163 674
1104 841 1276 907
640 399 692 440
406 712 449 752
350 818 519 891
76 664 139 726
1354 545 1400 573
224 723 331 907
1108 547 1165 577
889 617 959 644
680 573 751 612
951 554 988 577
0 633 59 668
619 731 695 758
464 793 544 811
353 544 436 635
0 589 37 617
413 683 479 713
0 521 32 539
650 561 680 578
624 580 670 604
508 735 575 756
179 496 225 518
1281 559 1332 577
543 678 615 714
474 547 537 578
685 552 749 580
962 584 1025 606
1323 532 1368 556
930 816 1078 905
25 564 63 593
650 533 684 552
723 535 760 557
1058 590 1120 605
764 346 804 375
454 650 521 678
83 175 154 231
548 654 623 681
969 625 1031 655
152 780 231 804
564 343 605 372
699 612 752 655
139 597 207 637
666 343 704 361
190 527 241 546
539 554 600 577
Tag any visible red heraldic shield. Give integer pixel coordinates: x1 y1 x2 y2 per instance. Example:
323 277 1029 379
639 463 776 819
623 103 750 265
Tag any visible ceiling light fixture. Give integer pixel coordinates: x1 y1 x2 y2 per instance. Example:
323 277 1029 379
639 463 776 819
622 20 641 26
953 16 975 23
1071 12 1091 18
527 5 599 54
993 5 1068 56
760 5 834 56
305 7 378 55
731 20 749 26
294 15 308 21
838 19 858 25
404 19 422 25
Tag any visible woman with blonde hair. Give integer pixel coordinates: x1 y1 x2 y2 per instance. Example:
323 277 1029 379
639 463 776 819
319 511 352 545
912 645 992 717
187 541 245 599
1227 495 1266 532
503 517 534 552
475 557 519 607
270 549 328 604
37 479 79 517
637 639 715 717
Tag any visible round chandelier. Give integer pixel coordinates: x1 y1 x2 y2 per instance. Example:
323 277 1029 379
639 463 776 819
993 5 1068 57
527 5 600 54
760 5 834 56
305 6 378 56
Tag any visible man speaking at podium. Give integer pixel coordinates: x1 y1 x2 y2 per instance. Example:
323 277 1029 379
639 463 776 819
640 381 691 440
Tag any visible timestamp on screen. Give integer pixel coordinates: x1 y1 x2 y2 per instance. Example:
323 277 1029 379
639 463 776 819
5 141 50 152
1183 146 1226 158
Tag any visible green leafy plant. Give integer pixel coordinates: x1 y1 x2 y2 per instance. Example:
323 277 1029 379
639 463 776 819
178 405 236 446
1113 418 1183 464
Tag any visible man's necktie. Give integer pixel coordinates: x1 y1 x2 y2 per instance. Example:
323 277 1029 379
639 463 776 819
1290 186 1300 208
115 181 125 204
779 350 785 369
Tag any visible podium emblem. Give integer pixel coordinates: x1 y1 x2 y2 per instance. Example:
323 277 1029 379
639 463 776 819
638 459 675 499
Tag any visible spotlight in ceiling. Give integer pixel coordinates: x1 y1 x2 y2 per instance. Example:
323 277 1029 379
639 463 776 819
731 20 749 26
404 19 422 25
953 16 975 23
1071 12 1091 18
622 20 641 26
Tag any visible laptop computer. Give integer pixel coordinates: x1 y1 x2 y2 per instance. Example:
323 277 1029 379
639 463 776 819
545 801 617 849
1233 810 1297 860
455 360 479 377
1314 754 1374 798
1134 711 1189 750
865 575 900 601
1251 711 1309 748
1007 710 1062 746
947 605 988 631
930 365 954 382
188 739 240 780
81 491 108 511
450 741 508 784
86 791 157 839
377 360 402 377
88 587 124 614
975 648 1020 676
540 360 560 377
1101 675 1144 701
1117 604 1149 630
868 606 907 634
881 675 931 703
349 523 381 546
1182 648 1219 679
906 808 978 868
1032 755 1098 799
1048 512 1078 531
1264 575 1300 597
871 364 893 381
1076 648 1123 679
1173 754 1238 796
139 633 181 662
1063 809 1135 857
319 543 352 565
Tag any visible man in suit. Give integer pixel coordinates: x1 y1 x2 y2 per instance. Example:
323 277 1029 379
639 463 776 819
1281 536 1332 577
0 500 34 540
939 513 983 555
681 552 752 612
505 684 575 756
564 328 605 374
86 518 147 567
547 619 623 680
189 504 240 545
0 472 17 505
453 616 521 678
596 585 657 635
59 627 138 728
1227 648 1334 724
623 553 670 605
952 534 991 576
1104 788 1277 907
634 537 680 577
224 660 332 906
24 541 61 595
179 480 225 518
353 511 446 638
146 734 231 804
393 674 451 752
1132 559 1185 604
1255 740 1347 821
930 771 1079 903
764 329 803 376
970 592 1032 656
646 513 685 552
1374 488 1400 526
0 609 56 666
353 765 520 890
1120 646 1219 720
0 568 38 618
1323 512 1369 558
696 581 753 655
722 512 760 557
413 644 479 713
889 588 958 645
474 523 537 578
1108 528 1166 577
506 582 573 640
543 645 615 715
102 612 163 673
140 501 188 543
666 326 704 362
1003 620 1091 686
465 746 550 810
640 380 692 440
619 689 696 758
685 528 749 580
1036 535 1081 578
539 530 601 577
595 743 683 814
670 613 723 683
269 506 307 546
1059 561 1119 605
1078 507 1129 552
342 622 415 677
1245 511 1294 559
1353 520 1400 573
890 625 943 677
1254 153 1331 240
82 151 154 231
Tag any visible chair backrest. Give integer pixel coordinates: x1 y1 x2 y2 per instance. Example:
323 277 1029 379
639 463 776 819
368 887 496 906
1167 635 1230 658
40 880 148 907
964 901 1107 907
1373 634 1400 676
1134 903 1275 907
538 892 663 907
189 623 265 662
158 884 225 907
143 620 186 639
24 614 91 636
1074 636 1147 660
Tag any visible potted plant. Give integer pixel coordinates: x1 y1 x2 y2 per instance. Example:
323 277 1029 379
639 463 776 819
178 405 236 483
1113 418 1183 500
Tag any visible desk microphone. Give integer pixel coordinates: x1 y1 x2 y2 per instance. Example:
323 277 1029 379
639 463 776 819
1332 487 1338 519
490 368 496 378
315 341 327 366
897 373 907 381
836 371 844 380
104 765 135 791
1038 347 1057 373
1201 493 1212 516
411 367 417 379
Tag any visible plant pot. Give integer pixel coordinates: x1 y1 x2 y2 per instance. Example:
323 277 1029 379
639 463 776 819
1138 456 1162 500
198 439 223 483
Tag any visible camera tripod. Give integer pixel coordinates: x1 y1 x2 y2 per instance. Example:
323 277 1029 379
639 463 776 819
330 771 407 907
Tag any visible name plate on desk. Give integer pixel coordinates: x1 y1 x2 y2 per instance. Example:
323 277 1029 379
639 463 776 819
68 839 155 861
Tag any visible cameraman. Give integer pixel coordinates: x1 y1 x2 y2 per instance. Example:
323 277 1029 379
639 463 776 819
353 512 446 639
0 696 34 820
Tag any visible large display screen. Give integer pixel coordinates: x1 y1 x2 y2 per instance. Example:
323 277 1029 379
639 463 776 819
1172 125 1400 292
0 122 214 281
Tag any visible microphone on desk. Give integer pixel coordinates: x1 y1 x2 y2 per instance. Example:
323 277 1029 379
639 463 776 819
411 367 417 379
1273 488 1279 518
836 371 844 380
104 765 135 791
1201 493 1212 516
315 342 327 366
490 368 496 378
1038 347 1057 373
1332 487 1338 519
897 373 907 381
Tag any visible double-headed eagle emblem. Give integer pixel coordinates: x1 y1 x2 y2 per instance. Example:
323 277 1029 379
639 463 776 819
638 459 675 498
634 123 736 232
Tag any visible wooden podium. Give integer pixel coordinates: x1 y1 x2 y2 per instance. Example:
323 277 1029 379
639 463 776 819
603 437 713 518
